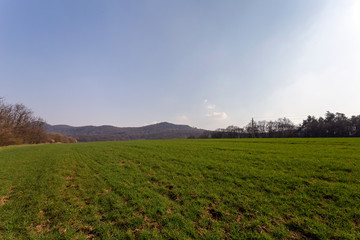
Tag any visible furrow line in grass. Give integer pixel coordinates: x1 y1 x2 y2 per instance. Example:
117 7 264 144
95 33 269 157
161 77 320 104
75 149 145 206
0 146 70 238
73 146 170 235
73 144 201 238
46 147 112 239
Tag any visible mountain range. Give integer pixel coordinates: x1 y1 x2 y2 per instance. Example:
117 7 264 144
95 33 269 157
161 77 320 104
44 122 206 142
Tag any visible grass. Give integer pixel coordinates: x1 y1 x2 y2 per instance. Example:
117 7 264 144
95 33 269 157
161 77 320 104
0 138 359 239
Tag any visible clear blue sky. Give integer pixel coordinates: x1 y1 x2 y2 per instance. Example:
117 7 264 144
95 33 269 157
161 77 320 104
1 0 359 130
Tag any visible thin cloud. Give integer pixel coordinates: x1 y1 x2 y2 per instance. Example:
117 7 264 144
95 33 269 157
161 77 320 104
204 100 228 121
204 100 216 109
207 104 216 109
206 112 228 120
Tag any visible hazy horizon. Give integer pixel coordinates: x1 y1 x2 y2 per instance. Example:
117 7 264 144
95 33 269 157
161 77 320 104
1 0 359 130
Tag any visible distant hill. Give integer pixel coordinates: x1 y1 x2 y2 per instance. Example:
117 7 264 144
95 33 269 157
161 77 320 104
44 122 206 142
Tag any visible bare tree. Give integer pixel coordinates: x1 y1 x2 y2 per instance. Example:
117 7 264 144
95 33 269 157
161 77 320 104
0 98 48 146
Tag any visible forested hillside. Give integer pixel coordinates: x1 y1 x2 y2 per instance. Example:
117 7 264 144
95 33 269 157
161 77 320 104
45 122 205 142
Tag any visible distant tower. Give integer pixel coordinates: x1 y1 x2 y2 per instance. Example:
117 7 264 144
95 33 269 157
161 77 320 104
251 118 255 138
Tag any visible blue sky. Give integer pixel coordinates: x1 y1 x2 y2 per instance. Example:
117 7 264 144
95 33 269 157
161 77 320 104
1 0 359 130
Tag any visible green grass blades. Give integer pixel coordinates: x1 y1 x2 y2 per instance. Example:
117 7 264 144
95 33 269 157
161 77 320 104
0 138 359 239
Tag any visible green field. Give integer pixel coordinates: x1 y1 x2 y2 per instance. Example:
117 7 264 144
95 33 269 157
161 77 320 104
0 139 359 239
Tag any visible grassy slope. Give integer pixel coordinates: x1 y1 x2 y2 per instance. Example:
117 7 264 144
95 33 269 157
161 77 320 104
0 139 359 239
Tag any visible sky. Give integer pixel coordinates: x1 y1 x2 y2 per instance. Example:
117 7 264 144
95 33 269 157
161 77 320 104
1 0 359 130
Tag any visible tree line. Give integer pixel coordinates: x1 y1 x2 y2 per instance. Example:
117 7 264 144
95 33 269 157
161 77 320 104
201 111 360 139
2 97 359 145
0 98 76 146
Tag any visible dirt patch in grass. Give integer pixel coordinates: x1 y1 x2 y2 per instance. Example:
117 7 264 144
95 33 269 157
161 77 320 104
166 208 174 215
35 221 50 233
206 202 223 220
63 171 78 191
0 195 10 205
65 175 73 181
28 219 51 235
0 186 14 206
119 160 131 166
79 225 97 239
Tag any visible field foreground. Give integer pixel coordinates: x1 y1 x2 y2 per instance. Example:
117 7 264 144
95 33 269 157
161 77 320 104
0 139 359 239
